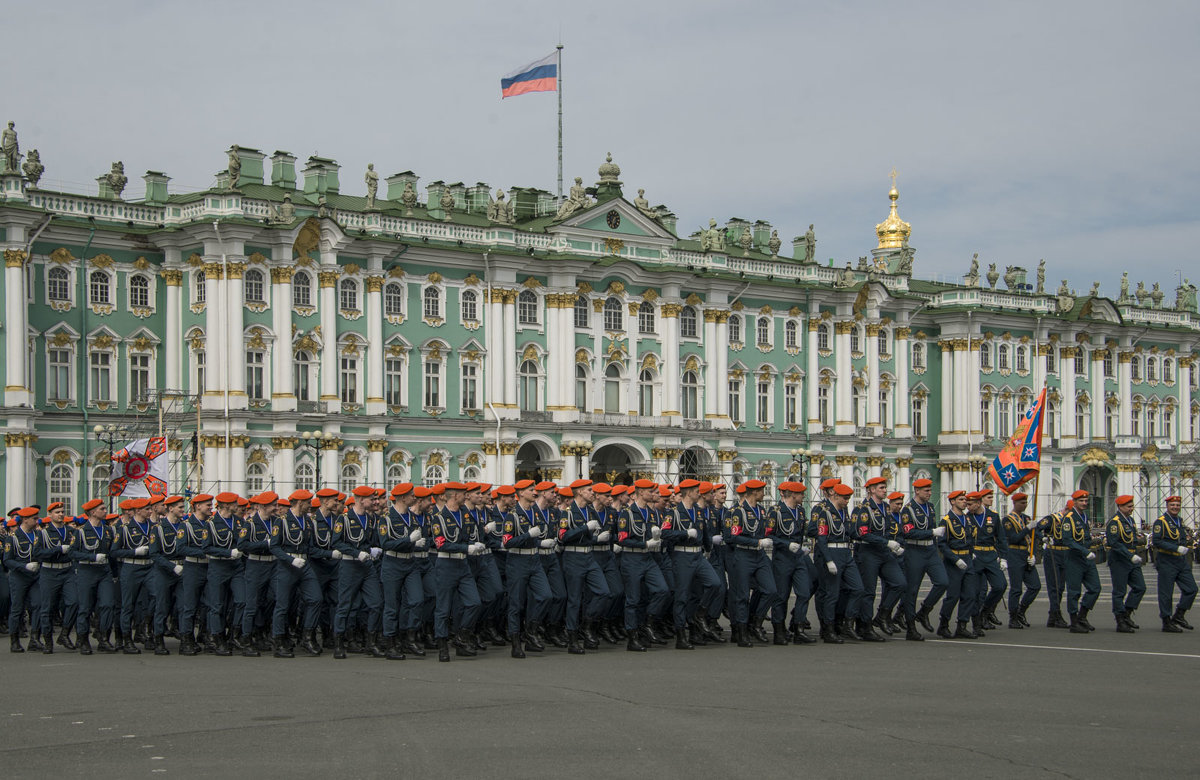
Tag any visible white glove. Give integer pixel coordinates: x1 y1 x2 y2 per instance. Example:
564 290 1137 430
955 558 968 571
414 538 426 549
25 561 40 572
788 542 801 554
1086 552 1096 561
468 543 484 556
539 538 557 549
369 547 382 559
586 520 601 532
292 556 306 569
229 548 242 559
1000 559 1009 571
712 534 723 545
484 521 498 534
651 526 661 539
1027 556 1035 567
826 561 838 575
886 540 903 554
357 551 370 562
932 527 946 538
647 539 662 551
332 549 343 560
173 564 184 576
60 544 71 554
95 553 108 564
135 545 149 556
1026 519 1037 530
757 537 772 551
408 528 423 542
1131 555 1143 565
528 526 544 539
687 528 698 539
1178 545 1190 555
597 531 611 543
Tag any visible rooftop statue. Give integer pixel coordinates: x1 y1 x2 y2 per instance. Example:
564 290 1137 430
986 263 999 289
768 229 781 258
1119 272 1131 303
2 121 19 173
227 149 241 190
364 163 378 210
21 149 43 187
487 188 513 224
633 188 655 218
1037 259 1046 294
964 254 980 288
105 161 127 199
400 180 418 216
804 224 816 264
554 176 590 220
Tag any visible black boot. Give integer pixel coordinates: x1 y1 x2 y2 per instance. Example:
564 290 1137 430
300 630 323 657
735 623 754 648
523 624 545 652
856 619 886 642
123 635 142 654
953 620 974 639
835 618 858 642
1078 606 1096 632
1009 609 1024 629
1125 610 1141 629
241 634 261 657
703 616 726 643
1116 612 1135 634
916 605 935 633
567 630 586 655
581 621 600 650
1069 613 1089 634
510 633 526 658
872 609 896 636
1173 610 1194 630
472 630 488 652
674 628 694 650
385 635 406 660
78 634 94 655
455 629 477 657
1016 604 1031 628
905 616 924 641
10 634 24 653
748 619 770 644
438 637 450 662
547 624 568 648
1048 608 1069 628
772 621 790 646
936 617 953 639
819 621 843 644
273 635 295 658
41 632 54 654
626 630 647 651
97 634 117 654
643 622 668 645
333 634 347 660
56 629 75 651
27 634 44 652
400 629 422 657
983 608 1002 630
687 622 708 647
1163 616 1184 633
790 622 817 644
597 621 618 645
368 632 388 658
154 635 170 656
970 616 987 638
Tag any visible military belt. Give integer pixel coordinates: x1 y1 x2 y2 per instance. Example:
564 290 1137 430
538 548 556 555
948 549 970 556
907 539 933 547
826 542 851 549
247 554 274 562
507 548 538 556
622 547 651 554
1048 545 1068 551
123 558 151 565
672 547 702 554
563 545 593 553
975 545 996 551
384 551 413 559
437 552 466 560
78 560 108 566
1009 544 1031 552
1160 549 1184 556
184 556 208 564
42 562 71 569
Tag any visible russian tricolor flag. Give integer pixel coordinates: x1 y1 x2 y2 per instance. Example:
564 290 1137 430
501 52 557 98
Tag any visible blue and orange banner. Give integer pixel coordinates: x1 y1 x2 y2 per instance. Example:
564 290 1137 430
501 52 558 98
988 387 1047 494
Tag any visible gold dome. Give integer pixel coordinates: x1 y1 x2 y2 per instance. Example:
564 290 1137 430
875 173 911 249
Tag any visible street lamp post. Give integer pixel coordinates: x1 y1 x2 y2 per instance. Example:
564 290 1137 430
565 439 589 481
968 453 988 490
91 423 130 512
789 447 814 508
299 431 339 490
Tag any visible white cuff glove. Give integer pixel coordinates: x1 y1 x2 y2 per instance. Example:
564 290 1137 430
229 548 242 559
25 561 40 572
757 538 772 550
1086 552 1096 561
955 558 968 571
712 534 723 545
95 553 108 564
369 547 382 559
468 542 484 556
687 528 698 540
586 520 601 532
1178 545 1190 555
61 544 71 554
415 538 427 549
408 528 423 542
1131 555 1143 565
484 521 498 534
826 561 838 575
788 542 801 554
135 545 149 556
886 540 903 554
1027 519 1037 530
528 526 544 539
597 531 611 543
1000 559 1008 571
292 556 307 569
651 526 661 539
357 551 370 562
647 539 662 552
932 527 946 538
173 564 184 576
539 538 557 549
1026 556 1035 567
332 549 343 560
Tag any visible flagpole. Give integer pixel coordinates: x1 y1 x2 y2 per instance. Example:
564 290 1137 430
556 43 563 206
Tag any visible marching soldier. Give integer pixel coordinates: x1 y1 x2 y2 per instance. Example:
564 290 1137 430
589 483 627 644
1002 492 1040 629
964 489 1008 636
851 477 903 642
1043 508 1070 628
617 479 671 651
378 483 426 659
238 491 280 657
148 496 188 655
1061 490 1102 634
558 479 612 654
464 484 505 648
112 497 156 654
663 479 722 649
268 490 324 657
901 478 947 633
309 488 342 648
726 479 780 647
533 481 568 648
70 499 116 654
36 502 77 652
767 481 816 645
430 482 484 662
937 490 975 639
204 492 247 657
332 486 386 659
504 481 553 657
177 494 212 655
813 482 866 644
1152 495 1197 632
6 507 43 652
1105 494 1146 633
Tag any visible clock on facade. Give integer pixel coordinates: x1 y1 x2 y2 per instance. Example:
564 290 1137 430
606 210 621 229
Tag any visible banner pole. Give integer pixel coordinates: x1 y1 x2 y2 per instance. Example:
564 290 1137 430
556 44 563 206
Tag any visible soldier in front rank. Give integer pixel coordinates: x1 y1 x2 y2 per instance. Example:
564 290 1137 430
1001 492 1040 629
332 486 386 659
268 490 323 658
1105 494 1146 633
766 481 816 645
430 482 484 662
6 507 44 652
1043 507 1070 628
901 478 947 634
589 483 627 644
813 482 866 644
111 497 156 655
1061 490 1102 634
70 499 116 655
37 501 77 652
204 492 247 657
1152 494 1197 632
378 483 424 659
177 494 213 655
504 481 552 658
238 491 280 657
617 479 671 652
937 490 975 639
851 477 902 643
662 479 722 649
148 496 188 655
963 489 1008 637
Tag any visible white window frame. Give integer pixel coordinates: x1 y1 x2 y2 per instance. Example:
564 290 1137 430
45 265 74 305
680 306 698 339
729 313 743 344
519 358 543 412
246 349 267 401
385 354 407 408
48 461 76 515
756 375 773 426
638 368 658 416
292 271 313 308
517 289 540 327
339 278 360 313
294 349 316 403
128 349 153 405
423 286 443 321
459 288 478 323
460 359 480 413
602 297 623 332
756 317 772 349
88 343 116 404
638 301 656 335
339 352 360 404
46 340 75 403
89 269 114 307
681 370 700 420
573 296 590 329
244 268 267 304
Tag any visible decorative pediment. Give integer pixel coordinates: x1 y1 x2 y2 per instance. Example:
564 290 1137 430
549 198 677 246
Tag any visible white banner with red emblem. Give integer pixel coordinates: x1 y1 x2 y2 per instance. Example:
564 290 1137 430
108 436 169 498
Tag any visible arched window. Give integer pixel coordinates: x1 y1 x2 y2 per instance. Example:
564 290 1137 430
817 323 831 352
878 328 890 356
194 270 206 305
1147 357 1158 382
750 317 768 347
460 289 477 321
423 463 445 487
1164 358 1175 383
423 286 441 319
49 463 75 514
340 463 362 495
638 368 656 416
292 271 312 307
519 359 540 411
91 464 111 499
573 295 589 328
638 301 656 334
244 269 265 303
911 341 925 369
1015 345 1027 373
295 461 315 492
681 370 700 420
89 271 110 305
728 314 742 343
129 274 150 308
385 282 404 316
850 326 862 354
998 344 1009 371
680 306 698 338
294 350 314 402
784 321 798 350
575 363 589 409
981 343 992 370
852 384 865 426
604 363 622 414
386 462 408 487
339 278 359 311
247 462 268 494
517 289 538 325
603 297 623 331
1132 357 1142 382
47 267 70 302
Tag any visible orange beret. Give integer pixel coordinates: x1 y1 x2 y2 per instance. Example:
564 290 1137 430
277 498 291 507
81 498 105 512
592 483 611 495
514 479 535 490
47 501 65 512
778 481 805 493
1071 489 1089 500
413 486 432 498
352 486 375 498
1165 495 1181 503
912 478 932 488
678 479 701 490
390 483 413 498
743 479 766 490
534 481 556 491
819 478 841 491
215 492 240 504
104 513 119 522
494 485 515 496
16 506 39 518
289 489 314 502
609 485 627 496
128 497 151 509
443 482 468 492
569 479 593 489
345 497 355 506
1115 494 1134 506
336 492 347 502
147 494 165 505
947 490 965 500
191 493 214 504
887 491 904 501
237 498 249 507
864 477 887 488
118 499 136 511
556 487 573 498
833 484 854 497
310 498 321 508
164 496 185 505
315 488 339 498
633 479 656 490
1011 492 1029 501
698 482 714 495
657 485 672 497
735 484 747 494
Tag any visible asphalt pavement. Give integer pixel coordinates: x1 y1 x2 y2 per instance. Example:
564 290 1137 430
2 581 1198 779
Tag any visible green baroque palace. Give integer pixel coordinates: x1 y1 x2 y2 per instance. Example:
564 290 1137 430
1 137 1197 523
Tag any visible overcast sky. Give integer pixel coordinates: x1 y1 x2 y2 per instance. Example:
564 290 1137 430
6 1 1198 296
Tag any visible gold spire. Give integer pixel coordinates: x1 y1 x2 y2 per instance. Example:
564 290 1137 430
875 169 911 249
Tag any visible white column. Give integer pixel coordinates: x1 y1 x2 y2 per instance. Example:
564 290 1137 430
703 310 719 418
271 265 295 412
368 441 385 487
365 276 385 414
562 445 578 483
3 434 28 505
3 249 29 407
806 321 820 433
715 312 729 420
202 437 221 491
319 267 339 410
225 261 247 410
1091 351 1105 441
866 322 880 428
661 304 681 417
968 338 982 437
228 435 248 494
202 261 225 411
486 288 504 408
1181 358 1194 443
274 438 296 496
939 340 952 434
834 322 853 435
895 327 910 434
590 299 603 413
897 458 911 488
955 343 968 435
1061 346 1077 444
545 296 561 409
321 446 339 490
839 457 854 487
163 265 183 391
1118 350 1132 436
500 446 516 482
502 291 517 408
625 310 639 415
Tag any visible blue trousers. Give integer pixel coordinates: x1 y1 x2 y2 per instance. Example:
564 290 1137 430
1064 554 1101 615
817 550 863 624
730 548 779 624
8 570 41 636
152 565 181 636
273 561 322 635
334 559 382 634
858 549 909 620
1107 560 1146 615
505 554 551 636
965 555 1006 618
562 551 611 631
381 557 424 637
469 554 504 628
538 553 566 624
1044 550 1067 608
619 553 669 631
119 562 154 635
241 560 276 635
205 560 245 636
1156 555 1197 619
672 550 721 628
432 557 480 639
904 546 947 614
939 558 970 622
39 565 77 636
178 562 207 635
1006 551 1041 613
75 563 115 636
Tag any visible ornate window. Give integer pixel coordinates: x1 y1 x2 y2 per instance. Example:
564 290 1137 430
729 314 742 344
784 321 798 350
756 376 772 425
386 461 408 487
292 271 312 307
460 361 479 412
998 344 1009 371
423 286 441 320
1016 345 1027 373
998 398 1012 439
459 289 477 322
1103 351 1114 378
47 346 73 402
91 464 111 499
911 341 925 370
339 353 359 404
1131 357 1142 382
385 282 405 317
518 289 539 325
911 394 926 438
728 376 743 424
295 461 315 492
603 297 623 331
339 278 359 312
247 462 268 494
1164 358 1175 384
638 301 656 334
519 359 542 411
818 385 830 427
385 356 405 407
246 350 266 401
47 267 71 303
638 368 657 416
194 269 206 306
1147 356 1158 383
818 323 831 353
604 364 622 414
1075 349 1087 377
981 343 993 371
756 317 771 348
877 327 890 357
49 462 75 515
423 463 445 487
681 370 700 420
294 350 314 402
129 274 151 309
575 363 590 409
244 269 265 304
340 464 362 495
680 306 698 338
129 352 151 404
89 347 113 403
89 270 111 306
850 326 861 355
423 357 442 408
784 381 798 426
573 296 590 328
